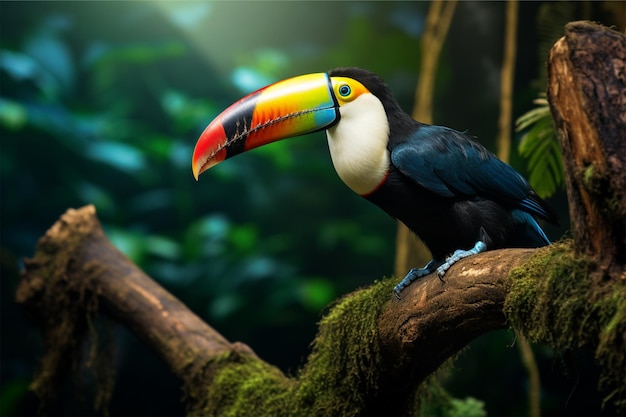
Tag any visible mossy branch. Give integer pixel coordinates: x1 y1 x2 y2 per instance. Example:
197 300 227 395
17 206 626 415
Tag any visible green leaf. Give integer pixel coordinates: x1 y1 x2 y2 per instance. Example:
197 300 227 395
25 30 74 92
0 98 27 130
107 228 146 264
86 141 147 172
0 50 39 81
0 379 30 417
298 277 336 311
145 235 181 260
516 96 563 198
228 224 258 253
516 105 550 132
448 397 487 417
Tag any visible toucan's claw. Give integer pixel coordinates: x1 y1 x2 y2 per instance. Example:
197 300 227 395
393 259 441 299
393 240 487 299
436 240 487 278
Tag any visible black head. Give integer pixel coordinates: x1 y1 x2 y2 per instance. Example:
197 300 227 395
328 67 401 114
328 67 418 140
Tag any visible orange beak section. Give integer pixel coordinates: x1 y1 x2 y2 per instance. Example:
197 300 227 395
192 73 339 180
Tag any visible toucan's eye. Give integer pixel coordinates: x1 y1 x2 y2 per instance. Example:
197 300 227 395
330 76 368 105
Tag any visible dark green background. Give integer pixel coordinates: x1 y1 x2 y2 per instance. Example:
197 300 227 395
1 1 621 415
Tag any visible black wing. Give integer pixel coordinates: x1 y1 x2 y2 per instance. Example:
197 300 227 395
390 124 556 223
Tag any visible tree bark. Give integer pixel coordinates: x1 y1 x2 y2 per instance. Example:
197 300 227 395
16 21 626 416
547 21 626 276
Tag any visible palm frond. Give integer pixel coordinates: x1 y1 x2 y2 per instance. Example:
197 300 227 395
516 95 564 198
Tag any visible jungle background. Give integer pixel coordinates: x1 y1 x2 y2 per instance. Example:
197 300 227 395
1 1 624 416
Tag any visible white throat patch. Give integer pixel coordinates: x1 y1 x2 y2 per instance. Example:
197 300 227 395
326 93 390 195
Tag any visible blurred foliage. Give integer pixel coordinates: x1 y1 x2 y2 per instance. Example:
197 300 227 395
447 397 487 417
516 95 563 198
0 1 622 416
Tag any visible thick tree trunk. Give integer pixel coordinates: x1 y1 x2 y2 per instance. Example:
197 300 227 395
16 21 626 416
547 21 626 276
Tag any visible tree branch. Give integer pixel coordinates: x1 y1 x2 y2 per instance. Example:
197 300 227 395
17 205 537 415
17 206 256 383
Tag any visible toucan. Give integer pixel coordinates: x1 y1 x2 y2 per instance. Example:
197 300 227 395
192 67 557 298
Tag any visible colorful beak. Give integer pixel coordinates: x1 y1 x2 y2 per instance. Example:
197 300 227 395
192 73 340 180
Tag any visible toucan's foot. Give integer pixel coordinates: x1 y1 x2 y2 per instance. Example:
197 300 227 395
436 240 487 278
393 241 488 299
394 259 442 299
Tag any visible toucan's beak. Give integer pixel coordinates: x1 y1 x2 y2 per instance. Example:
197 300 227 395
192 72 339 180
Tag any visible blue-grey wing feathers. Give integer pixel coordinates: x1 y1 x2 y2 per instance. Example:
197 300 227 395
390 125 555 224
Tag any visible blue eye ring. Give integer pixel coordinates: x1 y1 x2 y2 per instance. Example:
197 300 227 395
338 84 351 97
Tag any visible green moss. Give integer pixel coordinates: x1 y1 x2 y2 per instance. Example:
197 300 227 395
582 163 623 218
186 246 614 417
504 240 626 411
187 351 294 417
583 164 599 192
187 278 397 417
505 241 593 345
293 277 396 416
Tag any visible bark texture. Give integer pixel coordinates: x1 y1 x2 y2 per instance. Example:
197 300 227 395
547 21 626 275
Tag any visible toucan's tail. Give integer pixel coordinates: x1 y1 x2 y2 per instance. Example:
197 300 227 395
511 209 552 247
